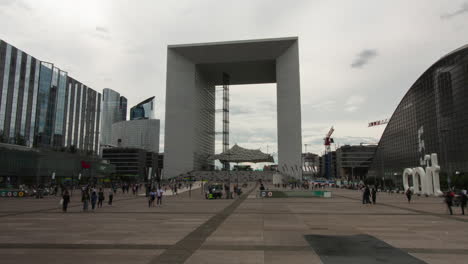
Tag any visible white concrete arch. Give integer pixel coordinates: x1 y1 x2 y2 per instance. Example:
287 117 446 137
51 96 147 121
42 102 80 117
164 37 302 179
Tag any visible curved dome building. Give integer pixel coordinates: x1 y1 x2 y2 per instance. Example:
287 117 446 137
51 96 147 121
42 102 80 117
367 44 468 188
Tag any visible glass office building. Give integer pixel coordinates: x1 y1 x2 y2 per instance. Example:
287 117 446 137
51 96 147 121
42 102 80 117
0 39 101 154
367 44 468 188
101 88 127 146
130 96 155 120
120 96 127 121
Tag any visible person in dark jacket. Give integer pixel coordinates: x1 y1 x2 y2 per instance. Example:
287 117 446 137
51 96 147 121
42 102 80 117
371 188 377 204
459 190 467 215
108 189 114 205
406 188 412 203
82 189 90 212
91 190 98 211
445 191 454 215
98 188 105 208
363 186 371 204
62 190 70 212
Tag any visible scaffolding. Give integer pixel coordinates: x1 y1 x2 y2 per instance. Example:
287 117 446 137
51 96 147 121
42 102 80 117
221 73 230 170
214 73 231 170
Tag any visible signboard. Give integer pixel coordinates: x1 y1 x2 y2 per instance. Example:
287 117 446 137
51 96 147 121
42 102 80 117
0 190 25 197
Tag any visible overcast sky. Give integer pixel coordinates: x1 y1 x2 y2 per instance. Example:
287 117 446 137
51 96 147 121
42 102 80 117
1 0 468 159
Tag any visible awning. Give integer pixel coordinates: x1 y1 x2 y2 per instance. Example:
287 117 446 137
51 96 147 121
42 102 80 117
209 144 274 163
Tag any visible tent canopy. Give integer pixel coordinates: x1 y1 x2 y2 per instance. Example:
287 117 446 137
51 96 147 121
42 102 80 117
210 144 274 163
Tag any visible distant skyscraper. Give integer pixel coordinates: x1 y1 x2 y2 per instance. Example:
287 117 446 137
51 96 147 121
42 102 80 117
130 96 155 120
0 39 101 153
119 96 127 121
101 88 123 146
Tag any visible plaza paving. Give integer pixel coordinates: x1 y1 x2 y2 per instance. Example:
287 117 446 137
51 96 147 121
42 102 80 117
0 184 467 263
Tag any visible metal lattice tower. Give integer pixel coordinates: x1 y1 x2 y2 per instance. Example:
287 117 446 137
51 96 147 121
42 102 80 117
222 73 230 170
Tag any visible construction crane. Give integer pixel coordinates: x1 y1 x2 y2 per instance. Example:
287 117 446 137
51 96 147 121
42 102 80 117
324 126 334 179
368 118 389 127
324 126 334 153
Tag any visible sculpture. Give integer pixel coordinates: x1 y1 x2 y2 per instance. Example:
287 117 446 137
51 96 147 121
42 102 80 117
402 153 442 196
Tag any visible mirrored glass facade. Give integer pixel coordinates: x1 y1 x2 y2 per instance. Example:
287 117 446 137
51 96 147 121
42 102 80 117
101 88 124 146
130 96 155 120
120 96 127 121
368 44 468 188
0 39 101 153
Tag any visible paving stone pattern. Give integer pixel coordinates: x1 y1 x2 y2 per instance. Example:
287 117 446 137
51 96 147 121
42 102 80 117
0 186 467 263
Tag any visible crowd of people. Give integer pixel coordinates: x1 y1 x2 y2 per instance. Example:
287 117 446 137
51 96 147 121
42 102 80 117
56 180 202 212
76 187 113 213
361 186 378 204
359 185 468 215
442 189 467 215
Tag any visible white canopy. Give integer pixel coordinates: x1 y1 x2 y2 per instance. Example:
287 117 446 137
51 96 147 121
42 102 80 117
210 144 274 163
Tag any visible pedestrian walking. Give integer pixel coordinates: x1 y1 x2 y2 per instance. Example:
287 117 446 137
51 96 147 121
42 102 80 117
148 189 154 207
82 189 90 212
445 191 454 215
362 186 371 204
98 188 105 208
91 190 98 211
108 188 114 205
406 188 412 203
156 186 164 206
371 187 377 204
62 190 70 212
460 190 467 215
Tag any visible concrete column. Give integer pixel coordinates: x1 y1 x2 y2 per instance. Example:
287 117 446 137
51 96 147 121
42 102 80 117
164 49 197 178
276 41 302 179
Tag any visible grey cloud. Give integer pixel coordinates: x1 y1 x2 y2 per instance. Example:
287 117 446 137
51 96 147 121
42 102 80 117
230 105 251 115
91 33 111 41
230 128 276 144
0 0 15 6
351 49 378 68
0 0 31 10
91 26 111 41
334 136 379 146
96 26 110 33
441 2 468 19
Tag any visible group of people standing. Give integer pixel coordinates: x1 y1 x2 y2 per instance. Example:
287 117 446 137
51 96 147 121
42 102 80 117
403 187 467 216
362 186 377 204
443 189 467 215
80 187 109 212
148 186 164 207
60 187 114 213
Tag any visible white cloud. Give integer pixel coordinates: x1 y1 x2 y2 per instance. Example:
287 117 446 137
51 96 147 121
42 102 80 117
441 2 468 19
344 95 366 112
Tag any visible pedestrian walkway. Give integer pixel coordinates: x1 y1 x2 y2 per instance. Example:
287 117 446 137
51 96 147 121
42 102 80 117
164 182 202 196
0 185 467 263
